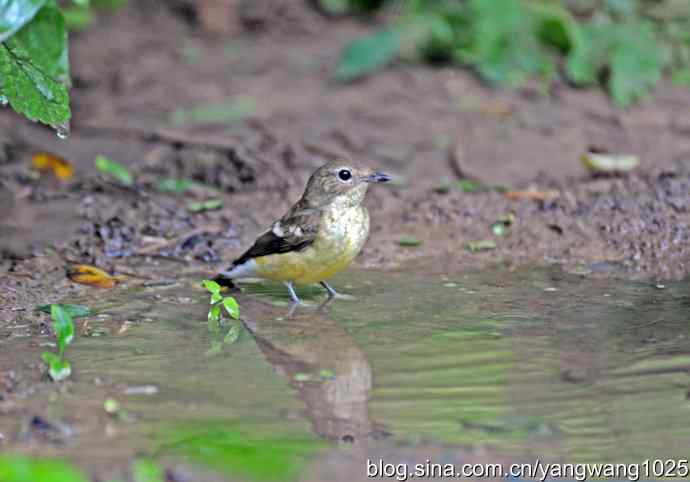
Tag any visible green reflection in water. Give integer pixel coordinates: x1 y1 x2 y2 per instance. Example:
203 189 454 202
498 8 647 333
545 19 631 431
0 455 89 482
156 421 325 482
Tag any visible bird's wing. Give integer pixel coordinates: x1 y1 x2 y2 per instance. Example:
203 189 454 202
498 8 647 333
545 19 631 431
232 206 320 266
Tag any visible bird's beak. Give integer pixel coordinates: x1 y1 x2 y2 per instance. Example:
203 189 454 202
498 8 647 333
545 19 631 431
363 171 391 183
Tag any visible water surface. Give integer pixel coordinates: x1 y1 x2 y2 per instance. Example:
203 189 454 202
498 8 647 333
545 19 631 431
5 264 690 481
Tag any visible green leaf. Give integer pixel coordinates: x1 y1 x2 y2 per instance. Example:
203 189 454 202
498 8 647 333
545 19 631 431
211 292 222 304
565 21 662 106
608 24 662 106
187 199 223 213
0 0 70 126
222 296 239 319
36 303 92 318
223 323 240 344
455 179 486 193
455 0 551 86
397 236 422 247
0 454 89 482
202 279 221 294
42 352 71 381
565 23 608 85
41 351 60 365
95 154 133 185
12 0 68 81
155 178 195 193
0 0 47 42
208 304 221 323
335 27 401 81
533 3 581 54
50 303 74 356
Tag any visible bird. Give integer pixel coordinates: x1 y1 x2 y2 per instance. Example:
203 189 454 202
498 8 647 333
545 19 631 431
213 160 390 304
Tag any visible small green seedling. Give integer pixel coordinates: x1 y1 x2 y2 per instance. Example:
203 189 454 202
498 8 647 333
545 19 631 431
188 199 224 213
155 178 196 193
95 154 133 185
202 280 241 355
397 236 422 247
42 304 75 381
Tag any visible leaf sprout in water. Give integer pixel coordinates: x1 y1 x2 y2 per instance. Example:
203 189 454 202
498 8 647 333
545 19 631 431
42 304 76 381
202 279 241 356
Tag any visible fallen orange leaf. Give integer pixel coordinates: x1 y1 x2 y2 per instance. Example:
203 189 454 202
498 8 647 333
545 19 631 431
66 265 126 289
32 152 74 180
505 190 560 202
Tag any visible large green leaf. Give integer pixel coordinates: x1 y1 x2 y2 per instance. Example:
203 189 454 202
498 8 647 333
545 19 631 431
11 0 69 81
335 27 401 81
0 0 46 42
0 0 70 126
565 23 606 85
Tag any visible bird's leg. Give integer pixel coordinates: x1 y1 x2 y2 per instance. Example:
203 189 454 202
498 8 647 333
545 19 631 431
320 281 340 299
285 281 302 305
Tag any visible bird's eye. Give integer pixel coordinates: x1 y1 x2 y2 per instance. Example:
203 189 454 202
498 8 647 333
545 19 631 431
338 169 352 182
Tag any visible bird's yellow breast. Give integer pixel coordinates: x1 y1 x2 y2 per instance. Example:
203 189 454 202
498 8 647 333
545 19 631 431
253 204 369 284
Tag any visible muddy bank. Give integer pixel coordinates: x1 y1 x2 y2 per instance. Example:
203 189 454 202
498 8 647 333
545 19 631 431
2 1 690 288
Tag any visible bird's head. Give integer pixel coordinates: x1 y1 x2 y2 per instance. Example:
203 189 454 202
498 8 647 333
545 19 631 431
301 160 390 208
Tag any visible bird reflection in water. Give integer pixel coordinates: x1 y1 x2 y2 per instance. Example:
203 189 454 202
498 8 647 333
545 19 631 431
241 299 388 443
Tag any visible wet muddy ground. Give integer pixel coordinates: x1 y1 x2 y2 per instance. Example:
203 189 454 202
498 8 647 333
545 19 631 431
1 1 690 480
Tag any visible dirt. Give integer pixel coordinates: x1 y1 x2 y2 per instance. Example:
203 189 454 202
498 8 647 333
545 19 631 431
1 0 690 479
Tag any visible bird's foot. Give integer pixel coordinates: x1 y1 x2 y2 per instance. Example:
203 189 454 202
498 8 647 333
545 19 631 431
319 281 355 300
285 281 302 305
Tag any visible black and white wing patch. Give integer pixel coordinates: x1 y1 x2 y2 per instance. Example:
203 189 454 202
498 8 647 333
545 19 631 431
231 208 319 267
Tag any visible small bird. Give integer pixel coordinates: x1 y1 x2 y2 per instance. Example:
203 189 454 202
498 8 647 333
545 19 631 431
213 160 390 304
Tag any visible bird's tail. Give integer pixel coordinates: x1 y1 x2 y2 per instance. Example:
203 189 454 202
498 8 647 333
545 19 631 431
212 258 256 290
210 273 239 291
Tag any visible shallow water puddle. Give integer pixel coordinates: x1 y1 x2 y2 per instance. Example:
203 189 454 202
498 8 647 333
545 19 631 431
3 264 690 480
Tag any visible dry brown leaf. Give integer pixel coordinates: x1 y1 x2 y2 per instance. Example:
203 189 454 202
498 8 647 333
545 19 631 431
505 190 560 202
32 152 74 180
66 265 126 289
